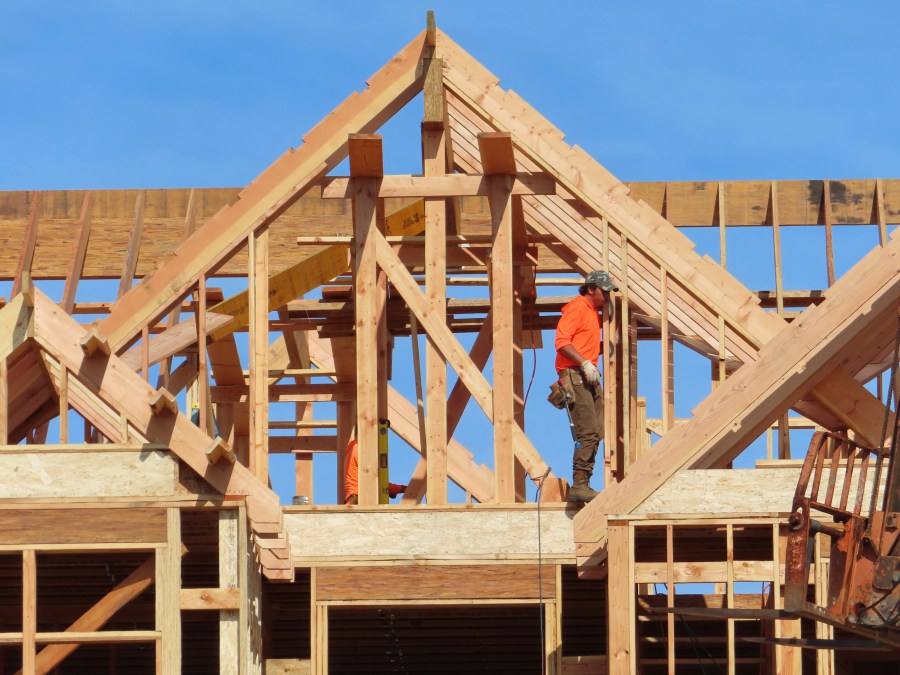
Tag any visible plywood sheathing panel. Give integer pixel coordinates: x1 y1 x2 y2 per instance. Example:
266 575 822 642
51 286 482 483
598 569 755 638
0 449 177 499
285 508 575 561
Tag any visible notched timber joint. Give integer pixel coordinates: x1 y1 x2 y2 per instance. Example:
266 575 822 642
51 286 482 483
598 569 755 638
80 328 111 358
205 436 235 465
149 388 179 416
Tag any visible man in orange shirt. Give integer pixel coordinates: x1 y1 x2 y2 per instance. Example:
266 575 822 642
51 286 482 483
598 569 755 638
555 270 618 502
343 437 407 505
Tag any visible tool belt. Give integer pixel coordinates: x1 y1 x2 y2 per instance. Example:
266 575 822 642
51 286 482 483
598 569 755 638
547 376 576 410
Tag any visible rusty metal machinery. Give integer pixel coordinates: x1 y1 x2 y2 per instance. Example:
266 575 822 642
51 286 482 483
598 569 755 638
784 310 900 649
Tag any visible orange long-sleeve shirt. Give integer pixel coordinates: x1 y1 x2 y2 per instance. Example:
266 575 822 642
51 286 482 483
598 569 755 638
554 294 602 372
343 439 404 502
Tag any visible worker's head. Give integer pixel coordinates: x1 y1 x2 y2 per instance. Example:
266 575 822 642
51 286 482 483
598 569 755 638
578 270 618 296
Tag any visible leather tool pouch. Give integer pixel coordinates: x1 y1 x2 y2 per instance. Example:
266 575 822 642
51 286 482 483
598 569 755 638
547 376 576 410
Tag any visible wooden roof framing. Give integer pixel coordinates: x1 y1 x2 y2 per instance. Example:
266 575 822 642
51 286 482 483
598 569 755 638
0 22 898 583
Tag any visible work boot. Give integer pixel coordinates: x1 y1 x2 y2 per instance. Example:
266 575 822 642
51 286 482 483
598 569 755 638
567 470 599 503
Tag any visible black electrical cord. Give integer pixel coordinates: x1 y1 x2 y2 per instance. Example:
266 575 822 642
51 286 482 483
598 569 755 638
535 465 552 675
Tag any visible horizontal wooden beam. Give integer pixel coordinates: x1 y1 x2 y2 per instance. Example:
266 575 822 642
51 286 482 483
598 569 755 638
321 173 555 199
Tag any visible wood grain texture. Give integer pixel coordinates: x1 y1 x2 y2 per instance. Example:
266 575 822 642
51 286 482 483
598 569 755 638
316 564 555 601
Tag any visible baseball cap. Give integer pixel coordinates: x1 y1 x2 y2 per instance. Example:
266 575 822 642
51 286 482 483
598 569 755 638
584 270 618 292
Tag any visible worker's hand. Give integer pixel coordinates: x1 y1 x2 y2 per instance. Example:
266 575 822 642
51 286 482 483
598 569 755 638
388 484 407 498
580 360 600 387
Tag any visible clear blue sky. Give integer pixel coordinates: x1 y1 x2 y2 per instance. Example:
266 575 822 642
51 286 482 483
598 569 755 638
2 2 898 503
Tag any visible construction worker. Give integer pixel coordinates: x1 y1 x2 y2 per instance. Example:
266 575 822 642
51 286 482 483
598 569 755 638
343 436 407 505
555 270 618 502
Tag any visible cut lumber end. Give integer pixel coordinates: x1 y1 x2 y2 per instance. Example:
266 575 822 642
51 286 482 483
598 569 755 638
149 388 179 416
205 436 235 465
80 327 111 358
348 134 384 178
426 11 436 48
19 272 34 307
477 132 517 175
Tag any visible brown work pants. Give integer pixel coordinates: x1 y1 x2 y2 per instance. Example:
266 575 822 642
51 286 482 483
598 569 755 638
561 367 604 476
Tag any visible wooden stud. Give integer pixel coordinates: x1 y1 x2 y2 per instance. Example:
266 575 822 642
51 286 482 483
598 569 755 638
156 508 181 674
875 178 888 247
660 271 674 432
480 133 517 503
607 524 633 675
353 170 382 505
118 190 146 298
61 191 92 314
823 180 836 286
197 276 209 436
219 510 239 674
424 113 448 505
58 365 68 444
0 359 7 445
22 549 36 675
717 181 727 270
141 324 150 382
11 193 39 298
408 313 429 498
249 229 270 481
726 523 735 675
666 525 675 674
770 181 784 315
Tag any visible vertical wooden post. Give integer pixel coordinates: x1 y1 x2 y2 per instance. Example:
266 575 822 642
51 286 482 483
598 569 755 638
61 191 93 314
490 174 516 503
479 132 517 504
12 192 40 298
607 523 635 675
310 568 318 674
511 198 529 502
0 358 8 445
22 550 36 675
249 230 270 482
241 504 263 675
156 508 181 674
118 190 146 298
726 523 735 675
660 270 674 432
823 181 836 286
197 276 209 436
875 178 888 247
351 136 383 505
58 366 68 444
423 54 448 505
770 181 784 315
141 325 150 383
717 181 728 270
619 238 631 475
665 525 675 674
219 509 240 674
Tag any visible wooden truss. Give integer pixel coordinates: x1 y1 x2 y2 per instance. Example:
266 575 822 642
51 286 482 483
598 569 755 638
0 20 898 671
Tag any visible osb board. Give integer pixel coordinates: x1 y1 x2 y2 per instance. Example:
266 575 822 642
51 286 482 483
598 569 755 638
284 508 575 560
632 467 885 517
0 507 166 545
316 563 556 601
0 449 177 499
2 179 896 279
633 469 800 516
